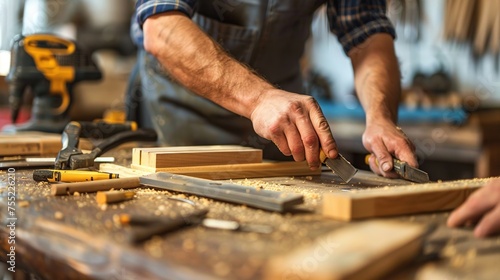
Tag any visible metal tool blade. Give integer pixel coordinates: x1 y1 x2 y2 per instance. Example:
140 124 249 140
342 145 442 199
202 218 274 234
393 159 429 183
0 157 114 169
321 152 357 183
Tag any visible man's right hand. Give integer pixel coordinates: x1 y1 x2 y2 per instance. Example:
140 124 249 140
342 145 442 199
250 89 338 170
144 13 338 167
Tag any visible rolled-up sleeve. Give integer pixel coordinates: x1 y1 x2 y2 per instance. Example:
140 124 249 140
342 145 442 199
327 0 396 54
135 0 197 27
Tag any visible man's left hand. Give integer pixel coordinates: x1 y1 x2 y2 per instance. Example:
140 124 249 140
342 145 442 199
363 120 417 178
447 179 500 237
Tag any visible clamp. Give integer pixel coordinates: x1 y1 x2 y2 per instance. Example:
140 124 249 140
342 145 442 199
55 121 157 170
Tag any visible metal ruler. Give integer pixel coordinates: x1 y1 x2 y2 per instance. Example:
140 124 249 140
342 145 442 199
139 172 304 212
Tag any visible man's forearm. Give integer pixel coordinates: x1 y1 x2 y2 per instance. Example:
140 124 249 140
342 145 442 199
350 33 417 176
348 33 400 125
143 12 273 119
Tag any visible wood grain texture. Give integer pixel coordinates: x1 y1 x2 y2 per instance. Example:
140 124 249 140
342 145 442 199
131 161 320 180
51 177 141 195
265 221 426 280
322 177 496 221
99 163 151 178
0 132 92 156
132 145 263 168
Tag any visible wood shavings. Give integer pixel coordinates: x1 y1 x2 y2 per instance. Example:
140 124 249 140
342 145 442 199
182 239 195 251
18 201 30 207
54 211 64 220
144 236 164 258
213 261 231 277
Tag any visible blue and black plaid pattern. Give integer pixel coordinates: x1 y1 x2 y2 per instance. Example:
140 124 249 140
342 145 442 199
327 0 395 53
133 0 395 54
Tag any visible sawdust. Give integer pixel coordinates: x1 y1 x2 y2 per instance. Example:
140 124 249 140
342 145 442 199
144 236 164 258
182 239 195 251
54 211 64 220
213 261 231 277
18 201 30 207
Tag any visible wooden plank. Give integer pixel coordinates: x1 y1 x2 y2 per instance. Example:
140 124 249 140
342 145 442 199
99 163 151 178
131 161 320 180
0 132 92 156
322 177 495 221
474 0 493 55
264 221 426 280
132 145 263 168
489 1 500 54
131 148 142 165
455 0 475 41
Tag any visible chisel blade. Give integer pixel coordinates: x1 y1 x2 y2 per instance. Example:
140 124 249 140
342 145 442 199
320 151 357 183
393 159 430 183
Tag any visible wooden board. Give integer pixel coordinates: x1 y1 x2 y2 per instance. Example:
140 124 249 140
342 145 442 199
131 161 321 180
99 163 151 178
322 177 495 221
0 132 92 156
132 145 263 168
264 221 426 280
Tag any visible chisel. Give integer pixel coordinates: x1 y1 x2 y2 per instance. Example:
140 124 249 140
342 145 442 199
365 155 430 183
320 150 357 183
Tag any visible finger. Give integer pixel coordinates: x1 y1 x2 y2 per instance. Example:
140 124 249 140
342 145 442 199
447 188 495 228
367 154 382 176
474 204 500 237
270 130 292 157
393 130 418 168
307 98 338 159
367 140 394 177
283 123 305 162
368 154 399 178
294 117 320 169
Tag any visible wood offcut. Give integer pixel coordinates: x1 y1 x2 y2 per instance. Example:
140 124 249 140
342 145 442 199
322 177 494 221
132 145 263 168
265 221 427 280
51 177 141 195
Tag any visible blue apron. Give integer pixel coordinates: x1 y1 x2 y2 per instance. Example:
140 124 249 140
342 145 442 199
136 0 325 159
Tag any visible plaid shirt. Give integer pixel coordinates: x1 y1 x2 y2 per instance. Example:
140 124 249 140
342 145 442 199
132 0 395 54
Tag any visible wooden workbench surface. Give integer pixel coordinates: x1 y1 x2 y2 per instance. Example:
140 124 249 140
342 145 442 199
1 164 500 279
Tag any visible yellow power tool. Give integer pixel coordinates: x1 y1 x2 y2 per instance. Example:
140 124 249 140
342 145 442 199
4 34 102 133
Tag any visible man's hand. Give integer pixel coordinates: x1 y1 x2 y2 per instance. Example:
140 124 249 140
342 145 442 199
144 13 338 167
363 121 417 178
349 33 418 178
447 179 500 237
250 89 338 170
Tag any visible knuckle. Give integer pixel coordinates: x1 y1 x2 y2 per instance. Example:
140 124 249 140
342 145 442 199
268 121 285 136
290 143 304 154
288 100 305 115
377 153 391 161
302 134 318 148
465 195 483 209
304 96 319 107
362 133 376 144
317 118 330 131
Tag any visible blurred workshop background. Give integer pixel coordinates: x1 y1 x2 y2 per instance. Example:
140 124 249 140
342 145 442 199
0 0 499 181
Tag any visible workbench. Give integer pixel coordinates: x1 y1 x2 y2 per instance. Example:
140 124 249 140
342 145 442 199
1 152 500 280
